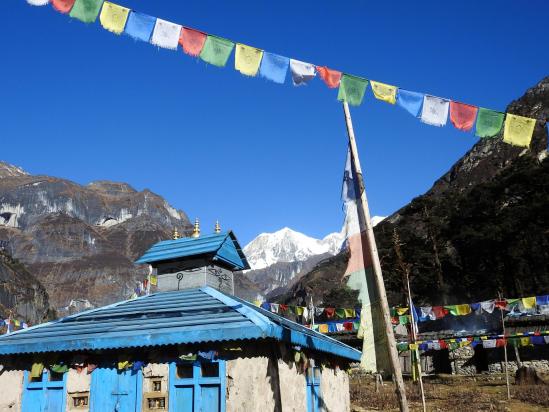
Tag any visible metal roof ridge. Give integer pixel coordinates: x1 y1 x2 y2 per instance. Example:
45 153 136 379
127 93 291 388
200 286 278 337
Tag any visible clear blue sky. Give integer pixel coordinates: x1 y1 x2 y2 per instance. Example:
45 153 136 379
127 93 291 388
1 0 547 244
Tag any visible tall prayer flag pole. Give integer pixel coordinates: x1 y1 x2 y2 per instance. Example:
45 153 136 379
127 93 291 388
342 102 409 412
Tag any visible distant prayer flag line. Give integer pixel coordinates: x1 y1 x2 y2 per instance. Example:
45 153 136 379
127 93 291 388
27 0 545 148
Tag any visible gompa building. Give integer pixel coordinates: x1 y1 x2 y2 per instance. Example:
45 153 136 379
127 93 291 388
0 229 360 412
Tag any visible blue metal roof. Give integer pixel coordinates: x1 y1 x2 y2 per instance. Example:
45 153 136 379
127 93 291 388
0 287 361 362
135 231 250 270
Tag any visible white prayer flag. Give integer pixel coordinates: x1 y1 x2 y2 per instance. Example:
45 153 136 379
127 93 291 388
480 300 496 314
421 95 450 127
151 18 182 50
270 303 279 313
482 339 497 349
289 59 316 86
27 0 49 5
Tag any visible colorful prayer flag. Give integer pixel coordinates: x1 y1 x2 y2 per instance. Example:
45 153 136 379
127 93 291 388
335 309 346 319
316 66 342 88
235 44 263 77
179 27 207 57
151 18 182 50
52 0 75 13
295 306 305 316
421 95 449 127
200 36 235 67
289 59 316 86
396 89 424 117
319 324 329 333
522 297 536 309
125 11 156 43
150 275 157 286
450 101 478 132
259 52 289 84
99 2 129 35
370 81 397 104
324 308 335 318
69 0 104 23
344 308 356 318
475 108 505 138
503 114 536 148
27 0 49 5
337 74 368 106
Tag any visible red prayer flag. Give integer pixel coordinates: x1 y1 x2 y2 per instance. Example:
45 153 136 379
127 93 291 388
279 304 288 312
450 101 478 132
432 306 449 319
343 322 353 331
495 300 507 310
52 0 76 13
324 308 336 318
439 340 448 349
316 66 342 89
179 27 207 57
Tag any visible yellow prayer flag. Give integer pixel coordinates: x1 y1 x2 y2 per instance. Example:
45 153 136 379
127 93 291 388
370 81 397 104
150 275 158 286
235 43 263 77
319 324 329 333
456 304 472 316
344 309 355 318
396 307 408 315
503 114 536 148
409 343 419 351
100 2 130 35
522 297 536 309
295 306 305 316
520 337 531 347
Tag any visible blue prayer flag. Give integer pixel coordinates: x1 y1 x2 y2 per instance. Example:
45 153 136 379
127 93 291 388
125 12 156 43
531 336 545 345
327 322 337 333
259 52 289 84
536 294 549 305
397 89 424 118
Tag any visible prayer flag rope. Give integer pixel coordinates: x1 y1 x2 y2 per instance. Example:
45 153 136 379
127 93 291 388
25 0 546 149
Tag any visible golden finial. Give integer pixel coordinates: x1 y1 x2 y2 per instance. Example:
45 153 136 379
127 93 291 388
172 227 180 240
214 220 221 234
191 218 200 238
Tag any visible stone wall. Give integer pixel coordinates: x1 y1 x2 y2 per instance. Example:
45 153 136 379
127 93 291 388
320 366 350 412
66 368 91 411
0 368 23 411
449 346 477 375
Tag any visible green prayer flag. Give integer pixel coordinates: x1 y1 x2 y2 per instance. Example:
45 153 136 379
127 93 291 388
70 0 104 23
337 74 368 106
444 305 459 316
397 343 409 352
475 108 504 138
335 308 346 319
49 364 69 374
200 36 235 67
398 315 408 325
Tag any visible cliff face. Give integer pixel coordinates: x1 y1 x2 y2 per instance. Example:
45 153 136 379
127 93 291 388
0 249 52 325
276 77 549 307
0 165 193 311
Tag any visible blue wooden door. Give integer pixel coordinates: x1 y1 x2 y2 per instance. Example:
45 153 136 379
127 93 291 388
169 360 226 412
90 367 142 412
306 366 322 412
22 370 66 412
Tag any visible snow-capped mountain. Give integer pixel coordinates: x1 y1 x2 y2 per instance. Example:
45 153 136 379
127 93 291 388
244 227 343 271
242 218 385 295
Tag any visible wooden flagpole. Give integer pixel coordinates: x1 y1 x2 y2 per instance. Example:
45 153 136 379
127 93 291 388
499 292 511 400
342 102 409 412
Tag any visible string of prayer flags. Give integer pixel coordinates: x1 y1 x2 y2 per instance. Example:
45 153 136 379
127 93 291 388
69 0 104 23
338 74 368 106
52 0 75 14
450 101 478 132
99 2 130 35
316 66 342 89
421 95 449 127
503 113 536 148
370 81 397 105
475 108 505 138
396 89 424 117
289 59 316 86
259 52 289 84
125 12 156 43
151 18 182 50
235 44 263 77
27 0 50 5
179 27 207 57
200 36 235 67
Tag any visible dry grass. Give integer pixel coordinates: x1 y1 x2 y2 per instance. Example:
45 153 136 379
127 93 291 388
349 373 549 412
